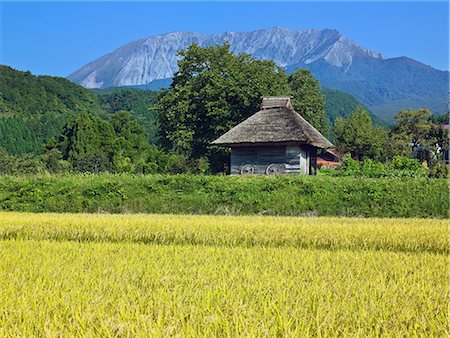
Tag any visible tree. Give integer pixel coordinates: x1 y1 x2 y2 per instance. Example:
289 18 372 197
334 107 386 160
388 108 436 158
98 89 159 144
0 147 16 174
42 148 72 173
288 69 328 136
56 112 116 173
429 111 449 162
430 125 449 163
156 43 289 172
110 110 150 173
0 147 47 174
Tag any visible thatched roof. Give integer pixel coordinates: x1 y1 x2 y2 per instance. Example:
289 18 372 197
212 97 333 149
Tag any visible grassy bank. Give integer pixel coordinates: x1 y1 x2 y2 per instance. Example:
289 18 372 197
0 174 447 217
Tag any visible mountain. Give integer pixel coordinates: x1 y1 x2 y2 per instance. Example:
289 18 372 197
68 27 449 120
68 27 384 88
0 66 163 155
320 87 386 127
0 65 104 155
286 55 449 120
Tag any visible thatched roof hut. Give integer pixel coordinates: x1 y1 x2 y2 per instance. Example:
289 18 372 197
213 97 332 148
212 97 333 175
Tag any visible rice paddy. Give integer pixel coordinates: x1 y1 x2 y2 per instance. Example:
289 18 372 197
0 212 447 336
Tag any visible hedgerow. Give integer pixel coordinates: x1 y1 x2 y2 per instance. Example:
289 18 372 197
0 174 447 218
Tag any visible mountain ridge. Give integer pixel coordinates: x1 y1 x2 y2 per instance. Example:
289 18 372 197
68 27 449 120
68 27 386 88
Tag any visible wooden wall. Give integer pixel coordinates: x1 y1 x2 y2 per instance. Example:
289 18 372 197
230 144 317 175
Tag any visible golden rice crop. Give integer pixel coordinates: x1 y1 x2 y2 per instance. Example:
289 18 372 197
0 212 447 337
0 212 447 253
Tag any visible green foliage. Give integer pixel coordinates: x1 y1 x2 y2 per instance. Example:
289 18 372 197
96 88 159 144
321 87 363 125
288 69 328 136
333 107 446 166
0 66 165 165
0 117 38 154
334 107 387 160
336 154 363 175
389 155 422 172
52 111 177 174
429 116 448 162
0 174 446 218
325 155 429 178
388 108 436 157
0 143 209 176
0 65 104 154
430 111 449 125
55 112 116 173
41 149 72 173
0 147 47 175
110 110 150 172
47 110 206 175
428 161 448 179
156 43 289 171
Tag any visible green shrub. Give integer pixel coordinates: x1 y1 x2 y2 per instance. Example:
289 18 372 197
0 174 446 218
429 161 449 179
325 155 429 178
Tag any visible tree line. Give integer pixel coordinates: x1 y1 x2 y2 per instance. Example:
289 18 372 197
0 44 448 176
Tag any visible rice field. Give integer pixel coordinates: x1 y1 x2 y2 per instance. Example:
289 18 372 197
0 212 447 336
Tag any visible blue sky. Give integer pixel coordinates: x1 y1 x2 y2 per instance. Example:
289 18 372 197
1 1 448 77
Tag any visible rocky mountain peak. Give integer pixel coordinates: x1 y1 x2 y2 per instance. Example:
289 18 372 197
67 27 448 119
68 27 383 89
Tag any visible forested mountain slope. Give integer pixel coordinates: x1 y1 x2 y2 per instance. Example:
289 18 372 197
0 65 103 154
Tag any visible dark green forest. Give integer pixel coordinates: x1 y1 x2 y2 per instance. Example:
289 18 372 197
0 44 448 177
321 87 386 128
94 88 159 144
0 65 103 155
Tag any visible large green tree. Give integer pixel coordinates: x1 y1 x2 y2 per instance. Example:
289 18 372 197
98 89 159 144
110 110 150 173
288 69 328 136
334 107 386 160
388 108 436 157
56 112 116 173
156 43 289 171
